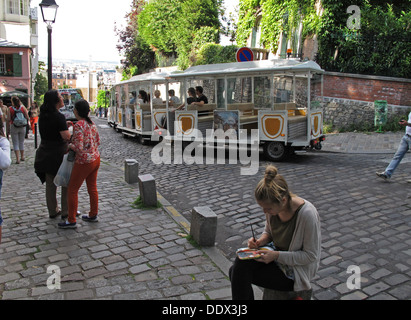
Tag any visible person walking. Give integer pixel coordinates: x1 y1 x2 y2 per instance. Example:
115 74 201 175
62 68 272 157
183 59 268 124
0 123 11 244
58 99 100 229
229 165 321 300
376 113 411 181
9 96 29 164
34 90 71 219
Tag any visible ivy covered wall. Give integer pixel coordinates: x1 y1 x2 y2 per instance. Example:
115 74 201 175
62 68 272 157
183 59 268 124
236 0 411 78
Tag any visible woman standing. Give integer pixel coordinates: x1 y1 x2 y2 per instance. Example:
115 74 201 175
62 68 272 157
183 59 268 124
34 90 71 219
229 165 321 300
9 96 29 163
58 100 100 229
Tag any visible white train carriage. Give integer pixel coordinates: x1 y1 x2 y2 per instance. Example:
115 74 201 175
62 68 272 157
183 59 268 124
108 71 182 144
165 59 325 161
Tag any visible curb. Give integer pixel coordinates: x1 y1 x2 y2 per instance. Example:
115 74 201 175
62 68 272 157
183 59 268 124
158 194 233 277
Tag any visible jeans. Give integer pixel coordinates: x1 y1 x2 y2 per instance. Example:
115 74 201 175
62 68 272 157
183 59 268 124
385 134 411 178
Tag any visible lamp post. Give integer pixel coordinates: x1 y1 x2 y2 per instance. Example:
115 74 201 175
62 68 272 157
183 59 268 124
39 0 59 90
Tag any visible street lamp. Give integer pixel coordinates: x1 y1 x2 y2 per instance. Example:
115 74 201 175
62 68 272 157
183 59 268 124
39 0 59 90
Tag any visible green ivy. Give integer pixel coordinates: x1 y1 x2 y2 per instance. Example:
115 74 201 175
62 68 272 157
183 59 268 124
236 0 411 78
236 0 318 53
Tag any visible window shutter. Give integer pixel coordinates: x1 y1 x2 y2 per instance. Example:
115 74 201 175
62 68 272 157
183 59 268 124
13 53 22 77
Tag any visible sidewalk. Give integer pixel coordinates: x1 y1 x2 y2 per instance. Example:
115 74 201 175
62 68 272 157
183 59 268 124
322 131 403 154
0 137 235 300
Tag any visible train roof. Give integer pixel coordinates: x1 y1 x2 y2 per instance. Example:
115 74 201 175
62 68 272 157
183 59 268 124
169 59 324 79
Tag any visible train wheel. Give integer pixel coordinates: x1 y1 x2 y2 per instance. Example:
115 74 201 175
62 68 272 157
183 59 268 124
263 141 289 162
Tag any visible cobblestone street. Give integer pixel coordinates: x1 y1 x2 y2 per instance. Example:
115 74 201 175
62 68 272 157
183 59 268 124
0 117 410 300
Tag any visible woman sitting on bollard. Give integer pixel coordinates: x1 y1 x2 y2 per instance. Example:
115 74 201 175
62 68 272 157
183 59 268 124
229 165 321 300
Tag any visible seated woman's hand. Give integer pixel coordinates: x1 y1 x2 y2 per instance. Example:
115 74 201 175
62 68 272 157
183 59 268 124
255 250 279 264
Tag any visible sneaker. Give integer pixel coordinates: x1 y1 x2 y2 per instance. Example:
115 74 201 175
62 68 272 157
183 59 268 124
376 171 389 180
58 221 77 229
82 214 98 222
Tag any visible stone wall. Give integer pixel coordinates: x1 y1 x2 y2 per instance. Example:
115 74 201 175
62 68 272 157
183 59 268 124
313 72 411 129
322 97 411 129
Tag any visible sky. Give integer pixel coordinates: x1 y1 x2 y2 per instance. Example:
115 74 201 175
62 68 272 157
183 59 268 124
34 0 239 64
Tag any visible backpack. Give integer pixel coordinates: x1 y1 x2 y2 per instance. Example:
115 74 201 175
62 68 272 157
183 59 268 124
12 106 27 127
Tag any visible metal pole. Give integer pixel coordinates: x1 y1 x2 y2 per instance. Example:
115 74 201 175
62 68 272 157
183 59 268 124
47 25 53 90
34 122 38 149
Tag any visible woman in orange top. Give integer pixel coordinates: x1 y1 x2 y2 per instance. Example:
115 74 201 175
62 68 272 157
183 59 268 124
58 99 100 229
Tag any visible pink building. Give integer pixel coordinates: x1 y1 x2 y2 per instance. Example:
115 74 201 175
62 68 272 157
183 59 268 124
0 39 32 106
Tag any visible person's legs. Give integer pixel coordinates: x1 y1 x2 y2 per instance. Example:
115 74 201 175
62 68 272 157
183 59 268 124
45 173 58 218
18 128 25 160
10 127 20 163
229 257 294 300
384 135 410 178
67 163 86 224
85 157 100 218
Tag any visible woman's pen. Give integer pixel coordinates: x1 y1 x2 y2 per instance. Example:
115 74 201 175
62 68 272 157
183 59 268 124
250 223 256 242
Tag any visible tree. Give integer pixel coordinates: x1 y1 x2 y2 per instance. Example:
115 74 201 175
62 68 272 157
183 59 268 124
97 90 110 109
137 0 222 69
115 0 156 79
33 61 48 104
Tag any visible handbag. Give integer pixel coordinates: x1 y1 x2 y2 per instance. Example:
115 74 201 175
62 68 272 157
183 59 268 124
53 153 74 187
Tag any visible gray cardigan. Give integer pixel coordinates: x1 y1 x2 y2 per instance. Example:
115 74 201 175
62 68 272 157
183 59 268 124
263 199 321 291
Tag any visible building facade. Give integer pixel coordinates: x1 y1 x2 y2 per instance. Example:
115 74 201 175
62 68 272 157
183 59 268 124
0 0 38 106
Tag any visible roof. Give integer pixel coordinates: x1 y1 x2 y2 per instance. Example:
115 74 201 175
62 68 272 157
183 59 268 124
114 70 182 87
0 38 30 48
170 59 324 79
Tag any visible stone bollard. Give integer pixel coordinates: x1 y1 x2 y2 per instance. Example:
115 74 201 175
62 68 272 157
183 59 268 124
125 159 139 184
138 174 157 207
190 206 217 247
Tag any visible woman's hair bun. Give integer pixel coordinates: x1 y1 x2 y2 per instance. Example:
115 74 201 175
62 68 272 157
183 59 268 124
264 165 278 184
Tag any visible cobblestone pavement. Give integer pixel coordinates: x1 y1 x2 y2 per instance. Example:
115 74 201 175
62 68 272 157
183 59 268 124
1 118 410 300
0 131 232 300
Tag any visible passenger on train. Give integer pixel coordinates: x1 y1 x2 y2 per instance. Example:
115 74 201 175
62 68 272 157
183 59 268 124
176 87 197 110
138 90 149 104
152 90 163 105
168 90 180 107
192 86 208 106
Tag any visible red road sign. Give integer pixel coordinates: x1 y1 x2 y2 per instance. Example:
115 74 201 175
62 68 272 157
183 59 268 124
236 47 254 62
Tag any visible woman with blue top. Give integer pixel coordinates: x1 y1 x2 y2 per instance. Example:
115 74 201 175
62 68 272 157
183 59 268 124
229 165 321 300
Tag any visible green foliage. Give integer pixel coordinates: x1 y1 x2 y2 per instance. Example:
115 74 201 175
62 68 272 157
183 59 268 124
97 90 110 108
236 0 410 78
194 43 238 65
33 71 47 104
236 0 318 53
137 0 222 69
316 1 411 78
115 1 156 77
132 196 162 210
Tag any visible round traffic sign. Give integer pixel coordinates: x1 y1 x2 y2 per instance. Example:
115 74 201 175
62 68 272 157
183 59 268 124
236 47 254 62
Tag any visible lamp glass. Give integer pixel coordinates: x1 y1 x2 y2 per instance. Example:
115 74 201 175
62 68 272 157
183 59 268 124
40 4 58 23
